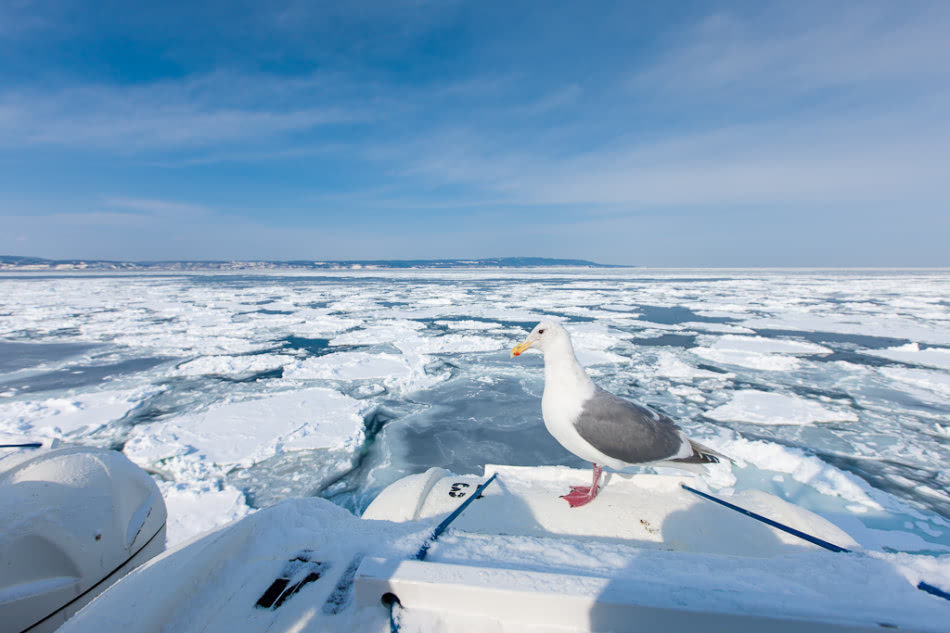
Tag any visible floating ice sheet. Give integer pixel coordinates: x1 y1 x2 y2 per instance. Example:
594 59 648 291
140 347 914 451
283 350 448 395
691 347 802 371
2 270 948 555
651 350 727 382
690 334 830 372
171 353 294 379
0 386 163 437
865 343 950 371
705 390 858 425
125 387 365 469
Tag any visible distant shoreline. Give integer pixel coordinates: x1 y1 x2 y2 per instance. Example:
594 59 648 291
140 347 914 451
0 256 623 272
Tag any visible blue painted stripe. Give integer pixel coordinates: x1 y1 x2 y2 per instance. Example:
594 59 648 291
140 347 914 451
0 442 43 448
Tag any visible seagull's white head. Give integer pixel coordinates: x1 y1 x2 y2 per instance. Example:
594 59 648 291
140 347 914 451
510 319 570 357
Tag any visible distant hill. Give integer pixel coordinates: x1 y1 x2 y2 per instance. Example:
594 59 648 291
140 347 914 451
0 256 624 271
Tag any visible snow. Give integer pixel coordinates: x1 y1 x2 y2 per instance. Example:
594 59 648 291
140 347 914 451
59 498 427 633
561 322 629 366
880 366 950 393
286 351 410 381
705 390 858 425
157 479 253 545
284 350 450 396
652 350 726 382
56 466 950 633
715 433 882 509
397 333 505 355
866 343 950 370
690 335 829 372
703 335 832 355
330 320 426 346
171 354 293 378
125 387 365 469
0 386 162 437
436 320 503 330
1 268 948 561
691 346 802 371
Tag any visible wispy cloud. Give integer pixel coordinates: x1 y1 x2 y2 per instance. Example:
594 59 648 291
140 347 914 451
632 5 950 98
374 6 950 210
0 71 368 153
1 2 947 264
103 196 217 218
0 0 57 39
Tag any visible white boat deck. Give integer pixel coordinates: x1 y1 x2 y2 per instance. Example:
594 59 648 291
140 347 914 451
56 464 950 633
364 464 859 556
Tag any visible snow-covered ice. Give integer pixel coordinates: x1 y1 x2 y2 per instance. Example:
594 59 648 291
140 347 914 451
691 334 830 372
0 386 163 436
866 343 950 371
157 479 252 545
125 387 365 468
56 467 950 633
171 353 294 379
0 268 948 558
705 390 859 425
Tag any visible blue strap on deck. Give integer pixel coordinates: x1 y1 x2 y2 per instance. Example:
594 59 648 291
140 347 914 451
0 442 43 449
917 581 950 602
414 472 497 561
390 473 498 631
681 483 851 553
683 484 950 603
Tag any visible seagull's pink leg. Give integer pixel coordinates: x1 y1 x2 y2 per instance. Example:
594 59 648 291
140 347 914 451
560 463 603 508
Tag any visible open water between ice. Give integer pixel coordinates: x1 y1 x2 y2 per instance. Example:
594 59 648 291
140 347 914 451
1 268 948 553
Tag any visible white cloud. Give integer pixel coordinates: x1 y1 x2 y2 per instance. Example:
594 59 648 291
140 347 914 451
0 72 367 152
375 6 950 209
103 197 216 218
630 5 950 98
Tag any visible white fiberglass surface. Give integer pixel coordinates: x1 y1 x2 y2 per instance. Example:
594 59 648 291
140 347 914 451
0 269 948 559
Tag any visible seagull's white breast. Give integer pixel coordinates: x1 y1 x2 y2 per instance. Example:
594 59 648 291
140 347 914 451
539 347 630 469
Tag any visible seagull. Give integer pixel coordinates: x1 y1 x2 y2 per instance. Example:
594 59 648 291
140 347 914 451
511 320 727 507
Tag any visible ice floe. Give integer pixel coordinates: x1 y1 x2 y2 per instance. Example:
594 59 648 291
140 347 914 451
878 366 950 399
171 353 294 379
652 350 727 382
436 319 503 330
125 387 365 469
0 386 162 437
563 322 629 366
705 390 858 425
1 269 948 556
866 343 950 371
703 335 832 356
284 351 448 395
690 334 830 372
691 347 802 371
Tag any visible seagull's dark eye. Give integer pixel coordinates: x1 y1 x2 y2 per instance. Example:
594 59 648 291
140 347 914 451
538 329 545 334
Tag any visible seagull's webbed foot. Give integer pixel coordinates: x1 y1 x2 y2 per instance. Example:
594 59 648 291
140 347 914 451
560 487 598 507
560 463 604 508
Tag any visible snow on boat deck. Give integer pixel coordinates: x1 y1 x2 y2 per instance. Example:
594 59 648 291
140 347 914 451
58 465 950 633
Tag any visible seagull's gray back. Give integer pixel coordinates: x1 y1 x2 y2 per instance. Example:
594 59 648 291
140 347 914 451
573 387 684 464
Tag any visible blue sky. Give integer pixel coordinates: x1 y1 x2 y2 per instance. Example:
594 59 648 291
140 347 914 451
1 1 948 266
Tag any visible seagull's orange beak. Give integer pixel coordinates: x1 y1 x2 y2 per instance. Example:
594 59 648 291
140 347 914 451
510 340 533 357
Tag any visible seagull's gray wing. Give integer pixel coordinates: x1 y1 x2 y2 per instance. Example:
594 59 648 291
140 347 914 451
573 387 685 464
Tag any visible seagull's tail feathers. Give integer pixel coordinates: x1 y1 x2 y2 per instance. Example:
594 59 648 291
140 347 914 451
670 439 733 466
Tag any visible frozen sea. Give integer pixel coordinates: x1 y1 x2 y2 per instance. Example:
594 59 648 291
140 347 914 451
1 268 949 556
